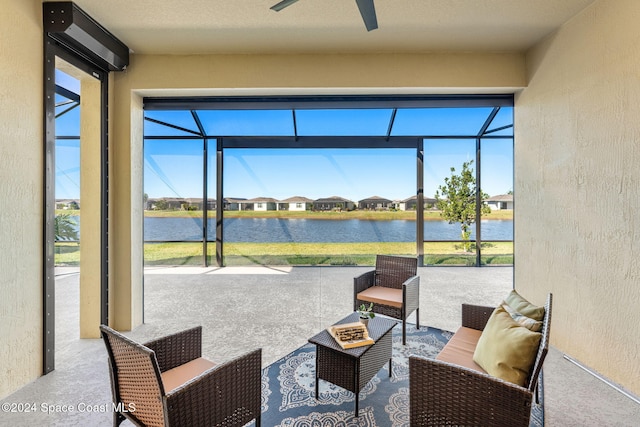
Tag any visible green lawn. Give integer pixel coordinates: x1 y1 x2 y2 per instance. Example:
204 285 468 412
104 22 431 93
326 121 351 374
56 241 512 266
146 241 513 267
54 242 81 265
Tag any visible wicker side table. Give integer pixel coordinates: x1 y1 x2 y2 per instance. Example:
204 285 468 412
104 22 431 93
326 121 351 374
308 312 396 417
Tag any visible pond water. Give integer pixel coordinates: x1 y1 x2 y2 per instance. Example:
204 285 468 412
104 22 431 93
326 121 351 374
142 217 513 242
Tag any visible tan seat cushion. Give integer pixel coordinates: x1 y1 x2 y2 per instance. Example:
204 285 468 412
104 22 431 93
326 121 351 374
357 286 403 308
436 326 487 374
161 357 216 393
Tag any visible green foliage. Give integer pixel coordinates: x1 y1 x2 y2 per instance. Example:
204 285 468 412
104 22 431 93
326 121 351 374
54 213 79 241
357 303 375 319
435 160 491 251
153 199 169 210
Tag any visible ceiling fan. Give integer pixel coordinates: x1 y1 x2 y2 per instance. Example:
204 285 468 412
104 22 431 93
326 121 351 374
270 0 378 31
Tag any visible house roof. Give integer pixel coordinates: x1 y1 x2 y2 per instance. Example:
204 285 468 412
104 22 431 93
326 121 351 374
359 196 392 203
401 195 437 203
245 197 279 203
71 0 596 56
487 194 514 202
314 196 354 203
281 196 314 203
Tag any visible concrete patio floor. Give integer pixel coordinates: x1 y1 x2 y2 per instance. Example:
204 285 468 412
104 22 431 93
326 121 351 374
1 265 638 426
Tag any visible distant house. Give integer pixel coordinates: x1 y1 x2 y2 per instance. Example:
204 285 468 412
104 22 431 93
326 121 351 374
204 198 216 210
424 197 437 209
487 194 514 210
56 199 80 210
181 198 216 210
223 197 247 211
242 197 278 211
147 197 184 210
184 197 203 210
313 196 355 211
165 197 187 210
358 196 392 210
279 196 313 211
396 195 437 211
147 197 203 211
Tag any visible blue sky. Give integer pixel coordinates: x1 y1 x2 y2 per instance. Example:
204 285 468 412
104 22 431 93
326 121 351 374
55 70 513 202
141 143 513 202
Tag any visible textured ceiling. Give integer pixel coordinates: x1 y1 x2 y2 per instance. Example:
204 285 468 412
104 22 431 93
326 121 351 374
69 0 597 55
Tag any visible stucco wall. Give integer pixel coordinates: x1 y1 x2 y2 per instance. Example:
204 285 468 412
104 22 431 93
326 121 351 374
0 0 43 399
121 52 525 93
515 0 640 394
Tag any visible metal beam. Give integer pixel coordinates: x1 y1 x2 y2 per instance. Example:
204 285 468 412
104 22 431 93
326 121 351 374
55 84 80 102
386 108 397 141
144 116 203 136
216 139 224 267
416 139 424 266
43 37 57 376
190 111 208 267
477 107 500 137
220 136 419 149
476 137 482 267
144 94 514 111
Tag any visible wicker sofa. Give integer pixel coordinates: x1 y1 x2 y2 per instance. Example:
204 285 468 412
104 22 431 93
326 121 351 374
410 293 552 426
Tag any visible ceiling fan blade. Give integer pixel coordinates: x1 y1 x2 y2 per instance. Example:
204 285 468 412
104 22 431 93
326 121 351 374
355 0 378 31
271 0 300 12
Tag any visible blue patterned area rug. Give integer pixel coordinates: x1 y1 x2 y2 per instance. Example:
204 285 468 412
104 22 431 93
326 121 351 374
260 323 544 427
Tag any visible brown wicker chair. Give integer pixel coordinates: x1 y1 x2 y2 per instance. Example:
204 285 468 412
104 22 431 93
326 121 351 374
100 325 262 427
409 293 552 427
354 254 420 345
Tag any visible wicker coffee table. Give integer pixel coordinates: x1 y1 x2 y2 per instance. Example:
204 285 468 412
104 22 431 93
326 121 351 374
308 312 396 417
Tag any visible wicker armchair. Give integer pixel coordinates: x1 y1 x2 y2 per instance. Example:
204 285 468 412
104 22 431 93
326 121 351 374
354 254 420 345
100 325 262 427
409 293 553 426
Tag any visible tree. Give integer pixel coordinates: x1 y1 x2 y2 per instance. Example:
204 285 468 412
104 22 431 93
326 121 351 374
435 160 491 252
54 213 79 241
154 198 169 210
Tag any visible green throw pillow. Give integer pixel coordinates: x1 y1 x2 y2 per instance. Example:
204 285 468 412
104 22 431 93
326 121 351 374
473 305 542 386
501 302 543 332
504 290 545 321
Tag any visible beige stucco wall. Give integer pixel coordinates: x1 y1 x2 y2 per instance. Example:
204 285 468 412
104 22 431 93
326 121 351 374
0 0 43 399
119 52 525 93
515 0 640 394
109 87 145 331
78 78 102 338
110 51 526 331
